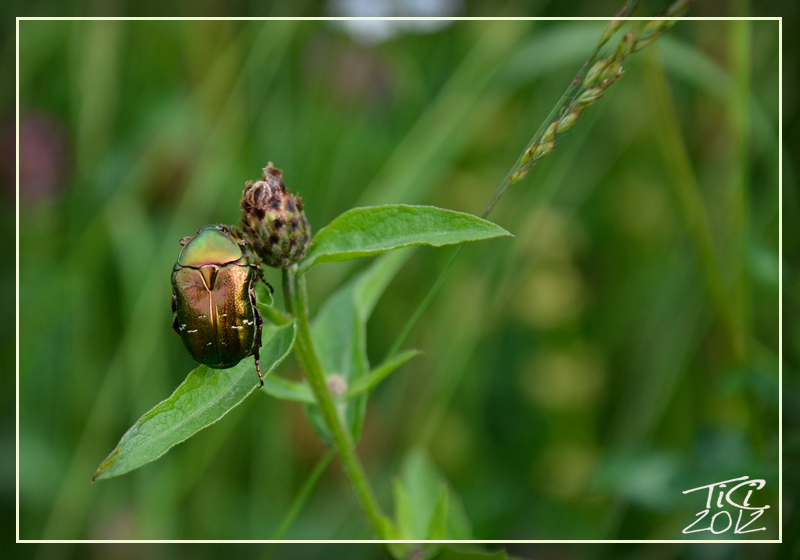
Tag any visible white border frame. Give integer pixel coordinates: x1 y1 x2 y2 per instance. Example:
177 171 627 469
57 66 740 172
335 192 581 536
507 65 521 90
15 15 783 545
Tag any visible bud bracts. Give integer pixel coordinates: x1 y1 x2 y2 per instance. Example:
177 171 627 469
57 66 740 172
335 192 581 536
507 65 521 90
240 163 311 268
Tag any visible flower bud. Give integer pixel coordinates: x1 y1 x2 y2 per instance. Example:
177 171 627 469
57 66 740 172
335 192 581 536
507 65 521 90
240 162 311 268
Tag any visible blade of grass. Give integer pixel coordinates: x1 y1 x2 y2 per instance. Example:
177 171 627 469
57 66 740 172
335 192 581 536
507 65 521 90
355 21 531 208
269 449 335 541
383 7 651 361
726 16 753 365
642 47 746 364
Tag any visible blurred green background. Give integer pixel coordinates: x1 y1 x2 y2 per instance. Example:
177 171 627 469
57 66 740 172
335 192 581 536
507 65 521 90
7 2 791 556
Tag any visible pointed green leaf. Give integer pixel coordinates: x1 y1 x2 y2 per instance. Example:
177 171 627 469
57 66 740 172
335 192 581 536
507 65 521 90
345 349 421 399
400 449 443 539
446 487 474 540
93 322 296 481
308 249 412 442
303 402 332 447
394 449 474 540
392 479 415 540
299 205 511 271
427 484 449 540
260 374 314 404
255 282 274 307
437 549 516 560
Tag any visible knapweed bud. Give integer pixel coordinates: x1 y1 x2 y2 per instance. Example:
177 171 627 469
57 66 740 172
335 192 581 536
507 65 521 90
240 162 311 268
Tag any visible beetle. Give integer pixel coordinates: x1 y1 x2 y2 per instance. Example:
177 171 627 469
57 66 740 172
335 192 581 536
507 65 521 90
171 224 266 386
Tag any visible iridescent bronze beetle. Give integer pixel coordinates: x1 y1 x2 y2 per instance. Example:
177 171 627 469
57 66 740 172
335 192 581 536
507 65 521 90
171 224 264 386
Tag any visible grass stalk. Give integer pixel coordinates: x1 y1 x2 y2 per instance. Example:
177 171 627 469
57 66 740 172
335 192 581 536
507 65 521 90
269 448 335 541
384 0 694 361
642 48 747 363
726 13 752 365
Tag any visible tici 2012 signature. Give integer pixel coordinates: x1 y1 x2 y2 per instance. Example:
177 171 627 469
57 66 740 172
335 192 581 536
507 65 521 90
682 476 769 535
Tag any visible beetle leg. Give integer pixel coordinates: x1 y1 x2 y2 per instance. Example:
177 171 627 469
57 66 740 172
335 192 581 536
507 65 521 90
171 294 181 335
251 263 267 286
254 347 264 387
249 282 264 387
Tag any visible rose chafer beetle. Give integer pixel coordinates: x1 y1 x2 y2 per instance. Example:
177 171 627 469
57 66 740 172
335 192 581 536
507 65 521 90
171 224 265 386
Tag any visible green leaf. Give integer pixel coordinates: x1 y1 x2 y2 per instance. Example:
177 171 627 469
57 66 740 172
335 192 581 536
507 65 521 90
303 402 332 447
255 281 273 307
299 205 511 271
256 284 293 326
445 488 474 541
93 322 296 481
436 548 517 560
392 478 416 540
345 349 421 399
427 484 449 540
260 374 314 404
309 249 413 442
392 449 473 540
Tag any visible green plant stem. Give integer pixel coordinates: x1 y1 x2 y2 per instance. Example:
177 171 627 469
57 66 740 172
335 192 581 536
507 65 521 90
283 268 394 540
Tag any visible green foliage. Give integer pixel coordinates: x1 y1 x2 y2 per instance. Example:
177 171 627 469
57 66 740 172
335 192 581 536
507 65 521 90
345 349 421 399
392 450 473 541
300 205 511 271
308 248 416 442
436 549 519 560
93 322 295 481
259 374 315 404
255 282 274 308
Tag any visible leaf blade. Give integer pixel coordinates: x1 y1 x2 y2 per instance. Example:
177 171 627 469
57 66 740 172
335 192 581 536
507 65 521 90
93 322 296 481
300 205 511 271
345 349 421 399
260 374 314 404
427 484 449 540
